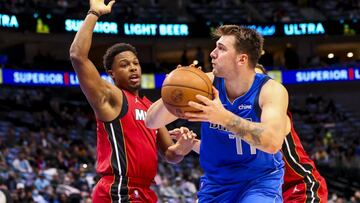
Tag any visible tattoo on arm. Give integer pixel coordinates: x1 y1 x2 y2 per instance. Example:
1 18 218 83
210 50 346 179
226 117 264 146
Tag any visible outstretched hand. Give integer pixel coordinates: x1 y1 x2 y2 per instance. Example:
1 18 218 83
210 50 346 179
169 127 197 156
185 87 229 125
89 0 116 16
169 127 196 141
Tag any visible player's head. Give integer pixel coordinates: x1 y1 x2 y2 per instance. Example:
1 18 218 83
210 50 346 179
103 43 141 92
255 63 267 74
210 25 263 77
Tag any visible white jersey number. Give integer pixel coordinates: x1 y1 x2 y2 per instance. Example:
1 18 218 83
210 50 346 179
228 118 257 155
228 134 257 155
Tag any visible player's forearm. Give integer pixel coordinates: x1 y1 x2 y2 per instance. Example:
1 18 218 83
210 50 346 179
192 139 200 154
222 112 282 154
69 14 98 65
145 99 177 129
164 145 184 164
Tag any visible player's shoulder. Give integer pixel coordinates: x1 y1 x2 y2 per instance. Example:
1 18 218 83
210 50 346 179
262 78 288 95
260 78 289 105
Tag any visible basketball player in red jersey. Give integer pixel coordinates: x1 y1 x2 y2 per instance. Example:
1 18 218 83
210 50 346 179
255 64 328 203
170 64 328 203
69 0 197 202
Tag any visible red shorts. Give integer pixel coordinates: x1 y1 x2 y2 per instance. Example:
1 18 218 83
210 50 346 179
283 177 328 203
92 175 157 203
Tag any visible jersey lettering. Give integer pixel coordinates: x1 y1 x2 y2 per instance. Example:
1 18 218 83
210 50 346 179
135 109 147 121
209 123 230 132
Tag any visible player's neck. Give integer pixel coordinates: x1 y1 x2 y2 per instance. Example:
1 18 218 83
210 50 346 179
123 88 140 97
224 70 255 102
132 90 140 97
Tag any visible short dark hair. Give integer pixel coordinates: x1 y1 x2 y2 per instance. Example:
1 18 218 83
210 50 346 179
212 25 264 68
103 43 138 72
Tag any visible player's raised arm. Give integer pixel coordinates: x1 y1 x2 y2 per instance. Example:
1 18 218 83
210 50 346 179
69 0 117 121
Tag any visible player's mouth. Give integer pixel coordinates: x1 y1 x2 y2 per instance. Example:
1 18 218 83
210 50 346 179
129 74 140 83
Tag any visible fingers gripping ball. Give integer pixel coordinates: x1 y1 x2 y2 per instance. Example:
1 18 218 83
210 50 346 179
161 65 213 118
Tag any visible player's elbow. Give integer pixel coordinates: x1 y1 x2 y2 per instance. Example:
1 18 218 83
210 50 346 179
265 143 282 154
69 46 86 66
268 139 284 154
263 132 284 154
145 115 158 129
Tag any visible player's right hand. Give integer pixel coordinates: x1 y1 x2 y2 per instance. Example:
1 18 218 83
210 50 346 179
89 0 116 16
169 127 194 141
170 127 197 156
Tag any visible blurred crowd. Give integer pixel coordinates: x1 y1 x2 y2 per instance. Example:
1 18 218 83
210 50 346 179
290 94 360 169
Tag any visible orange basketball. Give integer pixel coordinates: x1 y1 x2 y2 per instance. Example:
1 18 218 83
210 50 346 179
161 65 213 118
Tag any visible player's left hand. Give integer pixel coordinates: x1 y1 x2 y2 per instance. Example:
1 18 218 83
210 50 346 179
89 0 116 16
185 86 229 125
169 127 194 140
170 127 197 156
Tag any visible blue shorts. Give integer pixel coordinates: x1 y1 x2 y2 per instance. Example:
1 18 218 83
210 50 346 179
198 169 283 203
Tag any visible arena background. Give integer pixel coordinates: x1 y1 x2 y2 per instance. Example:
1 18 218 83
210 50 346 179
0 0 359 202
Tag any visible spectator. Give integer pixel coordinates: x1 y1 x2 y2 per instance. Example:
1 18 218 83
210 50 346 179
12 152 33 174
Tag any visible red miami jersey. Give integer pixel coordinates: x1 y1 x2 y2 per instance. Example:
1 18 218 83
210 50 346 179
96 90 158 182
282 112 328 203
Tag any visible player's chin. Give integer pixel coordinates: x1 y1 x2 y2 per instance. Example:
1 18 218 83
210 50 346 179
130 80 141 86
127 83 141 91
212 69 221 77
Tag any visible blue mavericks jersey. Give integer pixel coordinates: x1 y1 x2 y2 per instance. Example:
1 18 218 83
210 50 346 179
200 73 284 184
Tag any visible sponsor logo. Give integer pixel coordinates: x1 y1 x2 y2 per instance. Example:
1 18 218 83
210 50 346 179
238 104 252 110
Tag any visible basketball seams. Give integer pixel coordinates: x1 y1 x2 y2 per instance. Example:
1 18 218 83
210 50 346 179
162 100 190 108
162 84 211 96
180 69 212 94
161 86 212 105
165 68 212 94
161 67 213 115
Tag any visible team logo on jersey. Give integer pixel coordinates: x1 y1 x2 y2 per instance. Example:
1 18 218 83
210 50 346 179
209 123 230 132
135 109 147 120
238 104 252 110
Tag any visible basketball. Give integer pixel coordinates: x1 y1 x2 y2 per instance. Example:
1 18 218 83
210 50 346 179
161 65 213 118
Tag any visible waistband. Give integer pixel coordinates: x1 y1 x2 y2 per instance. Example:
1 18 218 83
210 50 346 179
101 175 154 187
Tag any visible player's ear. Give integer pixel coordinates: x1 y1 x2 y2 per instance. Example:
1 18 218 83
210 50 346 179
237 54 248 65
108 69 115 79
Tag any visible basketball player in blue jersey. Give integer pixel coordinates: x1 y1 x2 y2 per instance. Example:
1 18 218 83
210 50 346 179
146 25 291 202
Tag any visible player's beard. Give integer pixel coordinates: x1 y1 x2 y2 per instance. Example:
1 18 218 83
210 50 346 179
128 83 141 92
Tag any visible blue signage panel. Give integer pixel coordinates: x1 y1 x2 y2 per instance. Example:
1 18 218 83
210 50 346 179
2 67 360 88
3 69 65 86
155 74 166 88
282 68 360 84
1 69 113 86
